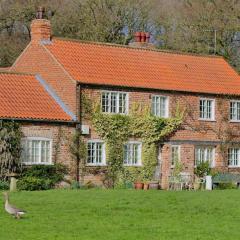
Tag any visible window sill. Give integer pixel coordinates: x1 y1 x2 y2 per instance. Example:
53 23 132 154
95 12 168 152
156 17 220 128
228 166 240 168
123 164 142 167
102 112 128 116
86 164 107 167
22 162 53 165
229 120 240 123
199 118 216 122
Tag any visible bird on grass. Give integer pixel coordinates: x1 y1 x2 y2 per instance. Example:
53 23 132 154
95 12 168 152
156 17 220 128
3 192 26 219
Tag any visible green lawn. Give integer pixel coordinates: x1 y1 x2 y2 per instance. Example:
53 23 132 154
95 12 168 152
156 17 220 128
1 189 240 240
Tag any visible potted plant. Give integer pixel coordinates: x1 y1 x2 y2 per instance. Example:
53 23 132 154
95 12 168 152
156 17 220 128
134 177 143 190
194 161 211 190
143 180 149 190
148 180 159 190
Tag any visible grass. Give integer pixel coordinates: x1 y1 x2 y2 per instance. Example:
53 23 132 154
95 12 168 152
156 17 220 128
0 189 240 240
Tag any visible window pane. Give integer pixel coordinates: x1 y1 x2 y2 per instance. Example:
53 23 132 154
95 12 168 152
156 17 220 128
200 99 213 120
123 143 141 165
228 148 239 166
171 146 180 166
87 142 104 165
152 96 168 117
110 93 117 113
195 147 214 166
102 92 109 113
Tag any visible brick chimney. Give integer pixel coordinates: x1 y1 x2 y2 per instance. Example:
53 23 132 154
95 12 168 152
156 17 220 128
31 7 51 42
129 31 154 49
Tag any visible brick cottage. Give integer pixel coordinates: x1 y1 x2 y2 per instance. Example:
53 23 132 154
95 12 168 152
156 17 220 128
2 14 240 188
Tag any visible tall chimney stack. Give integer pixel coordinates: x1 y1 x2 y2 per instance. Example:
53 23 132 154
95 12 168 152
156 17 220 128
31 7 51 43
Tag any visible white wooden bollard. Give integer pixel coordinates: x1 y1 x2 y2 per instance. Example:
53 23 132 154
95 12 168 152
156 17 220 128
205 175 212 190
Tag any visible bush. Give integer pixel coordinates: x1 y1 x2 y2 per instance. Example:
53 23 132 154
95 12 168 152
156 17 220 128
0 180 9 190
17 176 52 191
216 182 237 190
18 164 68 191
194 161 211 178
21 164 67 185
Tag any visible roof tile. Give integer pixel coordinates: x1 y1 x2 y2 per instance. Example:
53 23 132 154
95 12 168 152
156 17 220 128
0 73 73 121
46 39 240 95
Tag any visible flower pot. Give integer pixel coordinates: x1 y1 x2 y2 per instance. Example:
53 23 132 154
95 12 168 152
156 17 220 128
143 183 149 190
149 182 159 190
134 182 143 190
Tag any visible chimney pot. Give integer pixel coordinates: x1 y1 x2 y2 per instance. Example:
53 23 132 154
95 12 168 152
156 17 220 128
134 32 141 42
36 6 45 19
145 32 150 43
140 32 146 43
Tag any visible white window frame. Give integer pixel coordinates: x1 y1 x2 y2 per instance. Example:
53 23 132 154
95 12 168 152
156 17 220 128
101 90 129 114
199 98 215 121
21 137 52 165
151 95 169 118
123 141 142 166
228 148 240 168
230 100 240 122
194 146 215 167
87 140 106 166
171 145 180 167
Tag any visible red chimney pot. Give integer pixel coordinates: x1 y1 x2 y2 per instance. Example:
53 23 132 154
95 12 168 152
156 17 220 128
140 32 146 43
145 32 150 43
134 32 141 42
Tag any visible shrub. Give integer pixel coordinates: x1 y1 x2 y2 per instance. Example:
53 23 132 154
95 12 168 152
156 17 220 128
21 164 67 185
17 176 52 191
18 164 68 191
216 182 237 190
194 161 211 178
0 180 9 190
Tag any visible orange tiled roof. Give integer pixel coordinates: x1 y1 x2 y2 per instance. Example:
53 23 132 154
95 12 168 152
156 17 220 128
45 38 240 95
0 73 73 121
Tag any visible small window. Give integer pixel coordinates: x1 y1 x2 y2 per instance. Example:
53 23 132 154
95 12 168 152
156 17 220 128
199 98 215 120
171 145 180 167
152 95 169 118
195 146 215 167
228 148 240 167
87 141 105 166
101 91 128 114
22 138 52 165
124 142 142 166
230 101 240 121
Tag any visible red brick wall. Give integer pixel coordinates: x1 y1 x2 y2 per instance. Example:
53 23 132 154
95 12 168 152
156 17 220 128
21 122 76 178
81 85 240 188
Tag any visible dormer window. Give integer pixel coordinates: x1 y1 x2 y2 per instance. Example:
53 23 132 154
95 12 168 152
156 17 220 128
101 91 128 114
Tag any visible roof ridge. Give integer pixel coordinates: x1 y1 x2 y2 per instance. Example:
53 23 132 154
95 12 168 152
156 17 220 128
53 37 224 59
0 71 35 76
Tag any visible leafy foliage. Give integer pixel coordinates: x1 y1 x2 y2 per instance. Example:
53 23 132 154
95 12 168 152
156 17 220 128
0 121 22 180
194 161 211 178
18 164 67 191
0 180 9 190
17 176 52 191
92 102 183 187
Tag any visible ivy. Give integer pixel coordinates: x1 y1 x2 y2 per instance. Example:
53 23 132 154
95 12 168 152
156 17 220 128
90 101 184 187
0 121 22 180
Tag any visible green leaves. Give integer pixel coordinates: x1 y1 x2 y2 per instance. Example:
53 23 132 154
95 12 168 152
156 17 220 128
91 102 183 185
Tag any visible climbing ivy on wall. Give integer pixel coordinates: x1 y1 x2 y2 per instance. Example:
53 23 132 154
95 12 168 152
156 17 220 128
90 102 184 187
0 121 22 180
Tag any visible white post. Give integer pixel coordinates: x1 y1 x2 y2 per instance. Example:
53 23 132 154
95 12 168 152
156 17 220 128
10 177 17 192
205 175 212 190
